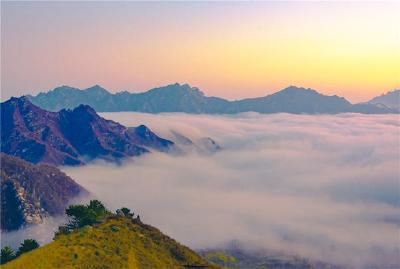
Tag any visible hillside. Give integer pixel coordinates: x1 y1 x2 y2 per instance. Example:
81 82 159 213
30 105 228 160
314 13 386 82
2 216 219 269
368 89 400 110
0 153 86 231
230 86 352 114
201 248 343 269
28 83 398 114
1 96 173 166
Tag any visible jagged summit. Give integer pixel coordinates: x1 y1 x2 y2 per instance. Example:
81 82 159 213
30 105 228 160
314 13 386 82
1 96 173 166
146 83 204 95
60 103 98 117
27 84 398 114
280 85 315 92
5 95 36 107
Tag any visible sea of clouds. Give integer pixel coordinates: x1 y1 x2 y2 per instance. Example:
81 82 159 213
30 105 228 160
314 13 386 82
3 112 399 267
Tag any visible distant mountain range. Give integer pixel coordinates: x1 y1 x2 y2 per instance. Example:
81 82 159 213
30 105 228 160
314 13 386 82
1 97 173 166
27 84 399 114
1 153 86 231
367 89 400 110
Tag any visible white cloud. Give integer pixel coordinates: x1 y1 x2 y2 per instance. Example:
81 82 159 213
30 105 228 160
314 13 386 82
4 112 400 267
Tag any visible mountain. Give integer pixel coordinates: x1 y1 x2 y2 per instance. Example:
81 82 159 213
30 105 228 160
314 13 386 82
367 89 400 110
28 83 397 114
2 210 219 268
0 97 173 166
28 85 114 112
230 86 352 114
169 130 222 155
1 153 86 232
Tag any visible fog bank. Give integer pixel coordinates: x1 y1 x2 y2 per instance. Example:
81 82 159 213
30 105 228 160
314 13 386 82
4 112 399 267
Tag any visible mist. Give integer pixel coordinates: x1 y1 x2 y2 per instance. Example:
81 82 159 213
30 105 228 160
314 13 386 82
0 217 65 249
3 112 399 267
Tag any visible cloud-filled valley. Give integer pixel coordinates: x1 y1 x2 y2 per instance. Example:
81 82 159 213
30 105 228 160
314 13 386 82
4 112 399 268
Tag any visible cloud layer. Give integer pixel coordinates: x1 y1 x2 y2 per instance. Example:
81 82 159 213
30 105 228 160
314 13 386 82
4 112 399 267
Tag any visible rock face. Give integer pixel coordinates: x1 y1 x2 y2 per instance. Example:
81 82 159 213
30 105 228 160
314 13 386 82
0 153 86 231
29 83 398 114
1 97 173 166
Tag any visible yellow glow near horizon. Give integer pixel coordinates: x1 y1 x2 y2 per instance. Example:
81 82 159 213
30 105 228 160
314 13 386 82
1 2 399 102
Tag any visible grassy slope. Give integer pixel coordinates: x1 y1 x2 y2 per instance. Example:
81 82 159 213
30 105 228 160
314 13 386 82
3 217 219 269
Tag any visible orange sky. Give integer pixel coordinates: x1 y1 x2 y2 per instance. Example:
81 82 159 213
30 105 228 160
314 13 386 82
1 2 399 102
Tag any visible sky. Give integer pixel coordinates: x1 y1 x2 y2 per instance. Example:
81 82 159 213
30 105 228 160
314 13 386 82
1 1 399 102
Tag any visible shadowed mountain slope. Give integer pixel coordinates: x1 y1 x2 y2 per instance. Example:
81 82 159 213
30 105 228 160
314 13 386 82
1 97 173 166
0 153 86 231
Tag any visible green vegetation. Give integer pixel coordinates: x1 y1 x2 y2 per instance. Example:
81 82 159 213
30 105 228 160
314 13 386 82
0 246 15 264
2 200 219 269
204 250 236 268
1 239 40 264
66 199 109 229
15 239 40 256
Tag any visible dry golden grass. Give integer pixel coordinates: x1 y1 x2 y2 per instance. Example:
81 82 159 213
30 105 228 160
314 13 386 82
3 217 219 269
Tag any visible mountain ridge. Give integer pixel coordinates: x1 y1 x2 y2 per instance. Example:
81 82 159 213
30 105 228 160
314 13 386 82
0 97 174 166
367 89 400 110
2 206 219 269
28 83 398 114
1 153 87 231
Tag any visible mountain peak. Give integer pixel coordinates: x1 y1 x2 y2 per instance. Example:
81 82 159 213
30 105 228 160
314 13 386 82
27 83 397 114
147 83 205 97
3 206 218 268
73 104 98 114
5 96 27 105
51 85 80 93
168 82 196 90
280 86 317 94
3 96 42 112
368 89 400 110
1 96 172 165
59 104 100 122
85 85 110 95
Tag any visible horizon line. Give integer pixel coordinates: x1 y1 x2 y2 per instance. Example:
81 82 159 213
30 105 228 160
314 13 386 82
17 83 400 104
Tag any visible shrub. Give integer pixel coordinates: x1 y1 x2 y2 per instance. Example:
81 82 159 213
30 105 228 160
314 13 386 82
88 200 107 216
110 225 120 232
120 207 134 217
116 207 134 218
16 239 39 257
65 200 109 230
0 246 15 264
54 225 71 238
